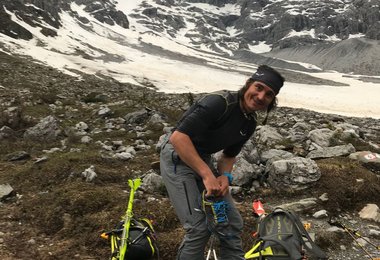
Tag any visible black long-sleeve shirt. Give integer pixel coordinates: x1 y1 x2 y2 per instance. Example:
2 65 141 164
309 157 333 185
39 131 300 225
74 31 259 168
175 91 257 157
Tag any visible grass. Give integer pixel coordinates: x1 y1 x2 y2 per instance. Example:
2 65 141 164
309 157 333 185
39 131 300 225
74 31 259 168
315 157 380 213
1 51 380 259
0 139 62 157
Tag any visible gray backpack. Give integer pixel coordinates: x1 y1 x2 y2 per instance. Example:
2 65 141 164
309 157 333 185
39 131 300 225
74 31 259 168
245 208 328 260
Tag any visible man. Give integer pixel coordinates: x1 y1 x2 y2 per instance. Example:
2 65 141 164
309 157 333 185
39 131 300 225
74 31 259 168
160 65 285 259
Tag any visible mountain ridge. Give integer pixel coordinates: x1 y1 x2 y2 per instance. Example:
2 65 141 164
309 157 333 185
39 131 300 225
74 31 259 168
0 0 379 76
263 38 380 76
0 49 380 260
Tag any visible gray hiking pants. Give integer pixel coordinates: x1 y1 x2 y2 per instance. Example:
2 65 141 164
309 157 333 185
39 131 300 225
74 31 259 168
160 135 245 260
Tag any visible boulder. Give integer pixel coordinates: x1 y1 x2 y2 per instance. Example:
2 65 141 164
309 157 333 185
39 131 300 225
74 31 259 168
23 116 60 142
359 204 380 222
307 144 356 159
308 128 334 147
0 184 14 200
267 157 321 191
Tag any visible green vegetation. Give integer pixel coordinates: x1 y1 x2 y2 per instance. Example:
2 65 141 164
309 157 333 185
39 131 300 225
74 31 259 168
1 51 380 260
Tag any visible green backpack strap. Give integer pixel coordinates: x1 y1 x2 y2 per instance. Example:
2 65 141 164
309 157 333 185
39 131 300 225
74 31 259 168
258 235 303 259
287 211 328 259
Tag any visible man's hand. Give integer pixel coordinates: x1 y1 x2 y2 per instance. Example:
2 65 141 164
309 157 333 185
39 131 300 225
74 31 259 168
203 175 221 197
217 175 230 197
170 131 222 197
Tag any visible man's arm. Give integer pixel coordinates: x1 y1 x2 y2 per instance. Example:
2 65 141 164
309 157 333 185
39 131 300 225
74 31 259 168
217 153 236 196
217 153 236 173
169 130 222 196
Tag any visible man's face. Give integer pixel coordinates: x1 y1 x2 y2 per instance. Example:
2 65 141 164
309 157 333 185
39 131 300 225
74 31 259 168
242 81 275 112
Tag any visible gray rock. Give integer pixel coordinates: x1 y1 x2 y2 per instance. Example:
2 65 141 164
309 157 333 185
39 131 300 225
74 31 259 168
0 184 14 200
313 210 328 219
98 105 112 117
34 156 48 164
335 123 360 135
288 122 310 142
369 229 380 238
307 144 356 159
114 152 133 160
0 126 15 140
23 116 60 142
308 128 334 147
267 157 321 191
233 157 262 186
124 109 150 124
75 121 89 132
1 107 22 129
326 226 344 233
260 149 295 163
277 198 318 213
255 125 283 148
148 113 166 124
43 147 62 154
80 136 92 143
349 151 380 163
230 186 243 195
359 204 380 222
81 166 97 182
140 171 164 193
319 193 329 202
340 129 360 140
6 151 30 161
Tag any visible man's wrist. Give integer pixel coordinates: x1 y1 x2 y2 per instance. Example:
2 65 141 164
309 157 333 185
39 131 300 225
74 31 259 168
223 172 233 185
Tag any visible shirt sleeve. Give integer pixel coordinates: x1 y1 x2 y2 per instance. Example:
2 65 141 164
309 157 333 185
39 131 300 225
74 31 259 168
176 94 227 138
222 138 248 157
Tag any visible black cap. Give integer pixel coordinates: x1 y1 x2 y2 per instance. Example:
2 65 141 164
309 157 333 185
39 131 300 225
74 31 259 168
250 66 284 95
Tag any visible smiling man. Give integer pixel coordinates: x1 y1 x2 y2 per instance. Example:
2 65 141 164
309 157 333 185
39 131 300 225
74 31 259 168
160 65 285 260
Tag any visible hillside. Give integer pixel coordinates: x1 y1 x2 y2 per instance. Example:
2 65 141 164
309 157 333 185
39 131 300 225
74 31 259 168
1 1 380 259
1 0 380 77
1 51 380 260
263 38 380 77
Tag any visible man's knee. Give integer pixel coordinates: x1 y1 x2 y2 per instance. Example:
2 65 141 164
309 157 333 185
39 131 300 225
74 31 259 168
227 205 244 232
178 222 211 260
184 219 210 240
232 212 244 231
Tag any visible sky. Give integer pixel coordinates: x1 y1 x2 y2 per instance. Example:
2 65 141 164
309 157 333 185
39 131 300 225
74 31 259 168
0 1 379 119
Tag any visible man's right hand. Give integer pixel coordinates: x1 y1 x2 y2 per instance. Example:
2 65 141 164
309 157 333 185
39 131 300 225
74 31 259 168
170 131 222 197
203 175 221 197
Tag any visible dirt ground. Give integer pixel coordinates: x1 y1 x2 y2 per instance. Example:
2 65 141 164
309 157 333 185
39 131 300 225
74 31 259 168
0 51 379 260
1 156 380 260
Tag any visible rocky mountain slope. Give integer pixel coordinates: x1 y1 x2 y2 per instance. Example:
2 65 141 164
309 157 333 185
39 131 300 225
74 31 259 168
0 0 379 75
1 51 380 260
1 1 380 259
263 38 380 76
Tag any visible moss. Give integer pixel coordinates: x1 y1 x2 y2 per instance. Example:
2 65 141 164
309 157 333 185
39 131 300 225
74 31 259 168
342 134 375 151
275 137 294 150
32 90 59 104
0 138 61 158
91 129 136 142
108 105 135 118
315 157 380 213
81 92 108 103
329 131 343 146
0 105 36 130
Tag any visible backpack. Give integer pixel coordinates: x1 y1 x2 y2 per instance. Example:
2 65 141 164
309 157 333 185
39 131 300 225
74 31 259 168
103 217 158 260
245 208 328 260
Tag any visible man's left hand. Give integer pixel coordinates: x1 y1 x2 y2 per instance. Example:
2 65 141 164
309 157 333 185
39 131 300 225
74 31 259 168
217 175 230 197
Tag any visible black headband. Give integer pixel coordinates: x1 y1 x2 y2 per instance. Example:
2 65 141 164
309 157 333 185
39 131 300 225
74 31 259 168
250 68 284 95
